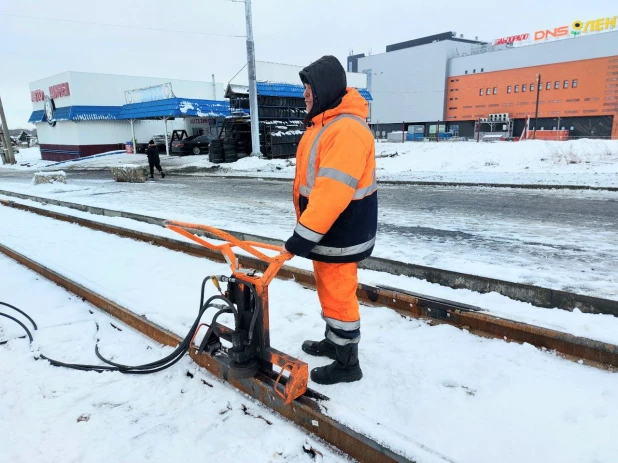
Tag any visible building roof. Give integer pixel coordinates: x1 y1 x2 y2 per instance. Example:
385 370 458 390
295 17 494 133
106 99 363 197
386 32 486 53
115 98 231 120
28 98 230 124
28 106 122 123
226 81 373 101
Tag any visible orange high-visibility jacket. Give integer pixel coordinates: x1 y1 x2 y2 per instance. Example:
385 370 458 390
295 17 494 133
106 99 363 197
286 88 378 263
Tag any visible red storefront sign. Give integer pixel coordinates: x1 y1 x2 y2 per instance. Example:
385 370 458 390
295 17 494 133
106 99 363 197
494 33 530 45
49 82 71 99
31 89 45 102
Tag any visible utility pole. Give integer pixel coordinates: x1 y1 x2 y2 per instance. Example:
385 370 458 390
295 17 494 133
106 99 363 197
245 0 261 157
533 74 541 140
0 95 16 164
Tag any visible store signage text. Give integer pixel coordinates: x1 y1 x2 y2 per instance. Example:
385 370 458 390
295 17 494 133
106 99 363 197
494 33 529 45
31 82 71 102
49 82 71 99
494 14 616 45
30 89 45 102
534 16 616 41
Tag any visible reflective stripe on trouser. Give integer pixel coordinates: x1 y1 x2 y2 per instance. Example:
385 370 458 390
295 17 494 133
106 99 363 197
313 260 360 346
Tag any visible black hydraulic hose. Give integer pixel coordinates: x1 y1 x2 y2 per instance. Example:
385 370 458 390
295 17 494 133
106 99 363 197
0 312 34 343
95 294 236 371
0 302 37 330
199 307 233 349
0 282 238 375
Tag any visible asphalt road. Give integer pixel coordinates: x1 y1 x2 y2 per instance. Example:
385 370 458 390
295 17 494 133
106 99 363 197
1 169 617 297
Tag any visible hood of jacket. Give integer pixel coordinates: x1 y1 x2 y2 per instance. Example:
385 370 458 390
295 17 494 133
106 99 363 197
299 55 348 122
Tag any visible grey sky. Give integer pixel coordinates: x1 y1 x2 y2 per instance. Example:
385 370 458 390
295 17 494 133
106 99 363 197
1 0 615 127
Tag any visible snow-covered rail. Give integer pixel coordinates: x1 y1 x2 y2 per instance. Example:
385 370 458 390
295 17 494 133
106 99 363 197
1 188 615 317
0 240 441 463
2 199 617 371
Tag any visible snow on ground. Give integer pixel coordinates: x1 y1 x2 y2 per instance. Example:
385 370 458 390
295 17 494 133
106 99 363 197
2 147 56 170
1 196 618 347
0 254 346 463
1 147 219 173
0 176 616 301
1 204 618 462
4 139 618 186
373 139 618 187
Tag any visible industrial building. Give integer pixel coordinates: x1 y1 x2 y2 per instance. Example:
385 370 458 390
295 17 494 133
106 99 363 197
29 72 229 161
349 19 618 139
28 62 369 161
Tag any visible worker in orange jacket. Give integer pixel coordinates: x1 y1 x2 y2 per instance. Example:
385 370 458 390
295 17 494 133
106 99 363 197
283 55 377 385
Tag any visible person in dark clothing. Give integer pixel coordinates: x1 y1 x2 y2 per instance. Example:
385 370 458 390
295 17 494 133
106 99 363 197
146 140 165 179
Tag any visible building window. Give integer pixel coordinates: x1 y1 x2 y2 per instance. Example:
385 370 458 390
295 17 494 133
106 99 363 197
555 81 560 89
480 88 484 96
493 87 498 95
507 86 512 93
486 88 490 96
572 79 578 88
473 69 476 73
522 84 527 92
465 70 468 75
515 85 519 93
481 68 484 72
530 83 535 92
546 82 551 90
564 80 569 89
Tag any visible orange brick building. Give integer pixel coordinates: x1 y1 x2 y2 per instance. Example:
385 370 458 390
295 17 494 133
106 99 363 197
446 56 618 138
349 27 618 139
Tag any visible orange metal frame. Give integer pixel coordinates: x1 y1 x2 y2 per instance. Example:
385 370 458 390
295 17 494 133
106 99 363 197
165 220 308 404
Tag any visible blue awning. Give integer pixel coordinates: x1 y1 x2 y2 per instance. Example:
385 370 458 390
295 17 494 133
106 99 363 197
256 81 373 101
115 98 231 120
28 110 45 124
28 99 230 124
28 105 121 123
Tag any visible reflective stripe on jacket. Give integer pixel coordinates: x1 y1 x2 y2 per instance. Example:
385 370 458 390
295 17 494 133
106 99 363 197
286 88 378 263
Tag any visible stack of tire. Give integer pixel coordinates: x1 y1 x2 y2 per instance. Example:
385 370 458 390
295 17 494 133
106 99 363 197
209 139 224 163
223 138 238 163
236 140 250 159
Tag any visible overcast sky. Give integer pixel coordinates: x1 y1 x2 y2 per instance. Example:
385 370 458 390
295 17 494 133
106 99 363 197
1 0 615 127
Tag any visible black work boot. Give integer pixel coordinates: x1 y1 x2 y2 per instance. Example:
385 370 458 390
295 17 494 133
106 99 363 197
161 172 165 178
310 343 362 385
302 338 336 360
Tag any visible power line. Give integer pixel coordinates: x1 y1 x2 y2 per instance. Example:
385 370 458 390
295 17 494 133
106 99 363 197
0 12 246 38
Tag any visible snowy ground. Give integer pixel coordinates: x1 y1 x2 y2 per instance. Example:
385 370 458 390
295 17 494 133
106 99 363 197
0 175 616 301
1 204 618 462
1 147 220 173
0 254 346 463
4 139 618 187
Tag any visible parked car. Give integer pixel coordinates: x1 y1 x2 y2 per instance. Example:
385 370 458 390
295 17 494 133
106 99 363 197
171 134 215 155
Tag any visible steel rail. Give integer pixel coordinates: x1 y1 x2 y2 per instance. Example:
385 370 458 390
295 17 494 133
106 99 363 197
2 199 618 370
0 241 452 463
1 189 616 316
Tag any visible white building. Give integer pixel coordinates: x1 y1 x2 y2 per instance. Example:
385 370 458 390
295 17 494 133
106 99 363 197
29 71 228 161
348 32 483 130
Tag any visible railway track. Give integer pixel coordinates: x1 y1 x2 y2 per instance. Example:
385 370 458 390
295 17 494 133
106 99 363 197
0 235 451 463
1 188 616 317
1 198 617 371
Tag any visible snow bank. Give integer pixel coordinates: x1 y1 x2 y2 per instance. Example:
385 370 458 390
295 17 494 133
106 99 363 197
110 166 148 183
32 171 67 185
375 139 618 176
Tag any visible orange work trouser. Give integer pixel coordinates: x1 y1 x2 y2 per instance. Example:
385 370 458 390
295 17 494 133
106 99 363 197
312 261 361 345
